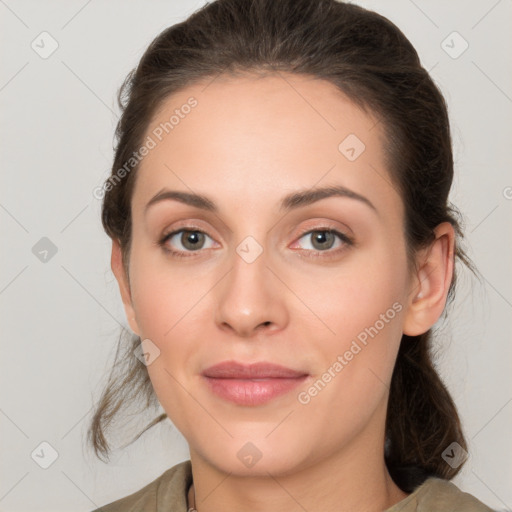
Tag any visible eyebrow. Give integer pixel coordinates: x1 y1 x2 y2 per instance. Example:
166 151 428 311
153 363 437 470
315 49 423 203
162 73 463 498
144 185 378 216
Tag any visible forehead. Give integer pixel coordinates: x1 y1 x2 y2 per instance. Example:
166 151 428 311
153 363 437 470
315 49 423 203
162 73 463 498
131 72 400 219
148 71 381 149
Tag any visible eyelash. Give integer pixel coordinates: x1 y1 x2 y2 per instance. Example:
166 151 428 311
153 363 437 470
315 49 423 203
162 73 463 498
158 225 354 260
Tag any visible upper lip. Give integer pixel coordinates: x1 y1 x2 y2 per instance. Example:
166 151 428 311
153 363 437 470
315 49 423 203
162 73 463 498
202 361 308 379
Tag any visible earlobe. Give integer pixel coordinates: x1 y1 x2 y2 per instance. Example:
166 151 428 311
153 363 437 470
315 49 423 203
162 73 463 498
111 239 140 336
402 222 455 336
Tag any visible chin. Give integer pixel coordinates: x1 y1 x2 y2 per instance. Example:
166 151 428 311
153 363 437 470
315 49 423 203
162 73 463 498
194 436 313 478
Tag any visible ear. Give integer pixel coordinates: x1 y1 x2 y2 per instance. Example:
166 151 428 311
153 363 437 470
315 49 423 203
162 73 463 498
402 222 455 336
111 238 141 336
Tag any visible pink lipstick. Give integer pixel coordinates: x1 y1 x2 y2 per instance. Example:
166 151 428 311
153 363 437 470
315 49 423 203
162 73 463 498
202 361 309 406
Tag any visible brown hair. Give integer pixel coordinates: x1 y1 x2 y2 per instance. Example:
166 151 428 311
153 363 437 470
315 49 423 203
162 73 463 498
88 0 478 493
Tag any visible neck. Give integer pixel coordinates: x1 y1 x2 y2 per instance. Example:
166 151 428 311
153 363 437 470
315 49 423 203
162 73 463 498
187 415 409 512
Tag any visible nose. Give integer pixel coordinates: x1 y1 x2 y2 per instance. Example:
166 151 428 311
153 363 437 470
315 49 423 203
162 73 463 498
214 245 289 338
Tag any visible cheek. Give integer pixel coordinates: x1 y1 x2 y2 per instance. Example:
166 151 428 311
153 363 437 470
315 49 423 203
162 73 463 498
128 241 206 339
294 243 407 403
297 243 407 345
127 249 204 431
126 243 214 394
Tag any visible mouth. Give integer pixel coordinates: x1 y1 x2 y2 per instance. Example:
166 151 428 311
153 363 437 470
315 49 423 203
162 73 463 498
201 360 309 406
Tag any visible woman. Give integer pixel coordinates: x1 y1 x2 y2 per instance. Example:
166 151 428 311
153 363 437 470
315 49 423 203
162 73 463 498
88 0 495 510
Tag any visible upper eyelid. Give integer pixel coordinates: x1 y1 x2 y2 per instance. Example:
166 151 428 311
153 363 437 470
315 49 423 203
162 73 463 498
162 223 348 238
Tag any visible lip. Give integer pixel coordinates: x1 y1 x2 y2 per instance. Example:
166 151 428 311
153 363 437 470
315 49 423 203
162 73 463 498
202 361 309 406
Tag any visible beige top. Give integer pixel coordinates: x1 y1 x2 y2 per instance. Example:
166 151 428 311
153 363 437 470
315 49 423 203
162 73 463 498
91 460 494 512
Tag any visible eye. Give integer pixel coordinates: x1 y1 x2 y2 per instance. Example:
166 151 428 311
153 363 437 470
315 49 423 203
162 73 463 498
159 228 216 257
293 228 353 257
158 226 354 259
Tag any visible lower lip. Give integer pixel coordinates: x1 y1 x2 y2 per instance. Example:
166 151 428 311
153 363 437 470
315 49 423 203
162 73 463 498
203 376 308 406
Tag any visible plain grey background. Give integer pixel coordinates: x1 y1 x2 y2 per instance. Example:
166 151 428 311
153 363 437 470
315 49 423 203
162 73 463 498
1 0 511 510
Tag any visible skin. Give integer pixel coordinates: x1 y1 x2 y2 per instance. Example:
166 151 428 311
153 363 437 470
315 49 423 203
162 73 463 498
111 72 455 512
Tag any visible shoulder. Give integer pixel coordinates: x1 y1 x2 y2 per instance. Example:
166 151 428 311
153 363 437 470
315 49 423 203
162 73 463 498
423 477 496 511
387 476 495 512
416 477 495 511
90 459 192 512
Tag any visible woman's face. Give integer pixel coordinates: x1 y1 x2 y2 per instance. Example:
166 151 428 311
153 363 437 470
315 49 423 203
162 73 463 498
116 72 418 476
